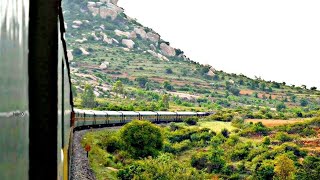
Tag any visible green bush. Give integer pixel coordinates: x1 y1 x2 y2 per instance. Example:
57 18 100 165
184 117 199 125
119 120 163 158
262 136 271 145
231 116 244 128
274 132 294 142
221 128 230 138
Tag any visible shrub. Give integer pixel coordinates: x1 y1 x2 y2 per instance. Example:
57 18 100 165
221 128 230 138
276 103 287 111
191 152 209 171
254 159 275 180
274 132 293 143
301 127 317 137
262 136 271 145
300 98 309 107
184 117 198 125
231 116 244 128
169 122 179 131
119 120 163 158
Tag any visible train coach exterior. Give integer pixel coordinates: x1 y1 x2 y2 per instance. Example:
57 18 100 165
73 110 210 128
138 111 158 122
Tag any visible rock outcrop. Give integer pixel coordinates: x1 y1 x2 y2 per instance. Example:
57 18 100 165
115 29 130 38
147 50 169 61
146 32 160 42
122 39 135 49
99 62 109 70
75 38 88 43
79 47 90 55
160 43 176 57
129 31 137 39
100 32 113 44
91 32 100 41
100 6 117 20
73 20 82 26
134 28 147 39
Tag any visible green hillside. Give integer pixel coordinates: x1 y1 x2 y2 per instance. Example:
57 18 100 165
63 0 320 119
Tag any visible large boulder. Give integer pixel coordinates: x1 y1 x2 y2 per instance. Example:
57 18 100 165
129 31 137 39
112 38 119 44
160 43 176 57
91 32 100 41
72 20 82 26
100 32 113 44
80 47 90 55
99 62 109 70
100 6 117 20
146 32 160 42
207 70 215 76
87 1 96 7
122 39 135 49
134 27 147 39
75 38 87 43
147 50 169 61
115 29 130 38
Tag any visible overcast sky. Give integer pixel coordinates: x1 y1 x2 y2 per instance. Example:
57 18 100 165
119 0 320 89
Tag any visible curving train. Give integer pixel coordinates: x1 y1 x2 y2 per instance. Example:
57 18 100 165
73 109 211 129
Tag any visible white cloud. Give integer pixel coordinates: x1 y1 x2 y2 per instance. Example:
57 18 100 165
119 0 320 89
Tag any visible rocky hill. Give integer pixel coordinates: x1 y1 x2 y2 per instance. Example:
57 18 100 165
63 0 320 117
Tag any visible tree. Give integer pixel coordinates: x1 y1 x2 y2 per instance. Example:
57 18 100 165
81 84 96 108
159 94 170 109
300 98 308 107
112 80 124 96
135 77 148 88
119 120 163 158
310 87 317 91
229 86 240 96
274 154 296 180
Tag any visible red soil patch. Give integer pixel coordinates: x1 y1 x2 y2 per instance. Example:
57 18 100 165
245 119 307 127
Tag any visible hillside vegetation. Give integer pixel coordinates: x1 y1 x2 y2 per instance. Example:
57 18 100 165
64 0 319 120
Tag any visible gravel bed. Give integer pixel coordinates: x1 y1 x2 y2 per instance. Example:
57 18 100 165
70 129 96 180
70 127 121 180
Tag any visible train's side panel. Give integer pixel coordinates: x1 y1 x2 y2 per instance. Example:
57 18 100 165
58 10 73 180
63 56 72 180
0 1 30 179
